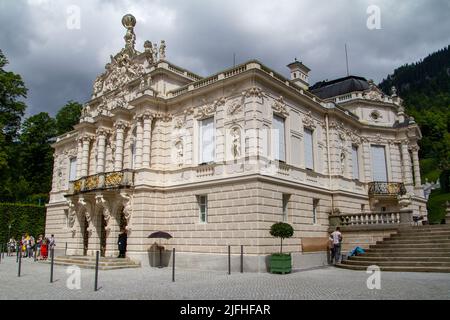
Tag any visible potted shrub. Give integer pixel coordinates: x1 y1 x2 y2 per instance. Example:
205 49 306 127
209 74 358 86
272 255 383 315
269 222 294 274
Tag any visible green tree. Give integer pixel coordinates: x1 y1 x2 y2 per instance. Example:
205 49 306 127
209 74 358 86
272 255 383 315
19 112 57 197
55 100 82 135
270 222 294 254
0 49 27 142
0 49 28 201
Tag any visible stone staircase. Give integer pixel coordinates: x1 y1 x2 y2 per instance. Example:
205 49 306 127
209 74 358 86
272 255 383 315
337 225 450 273
41 255 141 270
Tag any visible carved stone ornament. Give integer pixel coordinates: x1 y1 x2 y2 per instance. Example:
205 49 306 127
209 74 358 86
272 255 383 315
302 111 316 129
227 100 243 115
363 81 385 102
230 127 241 159
120 192 133 231
95 194 111 231
195 97 226 119
243 87 263 98
272 96 289 116
91 14 147 97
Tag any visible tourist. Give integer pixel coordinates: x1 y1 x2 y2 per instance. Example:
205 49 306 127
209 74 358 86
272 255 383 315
22 234 28 257
7 237 16 256
41 238 48 260
117 229 127 258
49 234 56 254
331 227 343 264
28 234 35 258
36 235 43 259
327 233 335 265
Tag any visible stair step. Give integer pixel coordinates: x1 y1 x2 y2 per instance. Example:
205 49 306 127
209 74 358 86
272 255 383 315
342 260 450 267
363 252 450 257
336 264 450 273
370 243 450 249
377 239 450 245
387 235 450 241
366 248 450 254
46 261 141 270
397 230 450 236
348 256 450 262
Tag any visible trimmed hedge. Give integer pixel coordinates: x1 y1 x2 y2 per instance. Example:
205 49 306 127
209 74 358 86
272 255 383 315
0 203 46 244
427 189 450 224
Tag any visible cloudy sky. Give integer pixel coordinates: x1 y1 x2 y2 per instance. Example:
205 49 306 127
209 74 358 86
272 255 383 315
1 0 449 117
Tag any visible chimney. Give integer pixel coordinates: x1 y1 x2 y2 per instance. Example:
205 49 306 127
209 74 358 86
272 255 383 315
287 59 311 90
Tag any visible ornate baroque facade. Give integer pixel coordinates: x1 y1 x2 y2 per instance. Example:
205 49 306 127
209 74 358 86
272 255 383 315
46 15 426 270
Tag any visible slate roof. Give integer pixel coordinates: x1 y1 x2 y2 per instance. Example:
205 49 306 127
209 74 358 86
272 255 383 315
310 76 370 99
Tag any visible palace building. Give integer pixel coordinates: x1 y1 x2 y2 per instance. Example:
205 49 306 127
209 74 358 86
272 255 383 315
45 14 427 271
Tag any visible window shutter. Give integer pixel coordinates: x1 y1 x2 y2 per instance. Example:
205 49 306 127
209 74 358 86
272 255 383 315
304 128 314 169
371 145 387 181
200 117 215 163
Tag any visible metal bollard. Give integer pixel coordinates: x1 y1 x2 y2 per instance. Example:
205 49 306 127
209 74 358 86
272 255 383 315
172 248 175 282
16 245 19 263
240 245 244 273
94 251 100 291
65 242 67 256
18 251 22 277
0 244 2 263
228 245 231 275
50 248 55 283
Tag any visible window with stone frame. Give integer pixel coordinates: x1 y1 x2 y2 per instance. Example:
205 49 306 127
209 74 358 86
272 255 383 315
273 114 286 162
198 195 208 223
69 157 77 182
304 128 314 170
200 117 215 164
282 194 291 222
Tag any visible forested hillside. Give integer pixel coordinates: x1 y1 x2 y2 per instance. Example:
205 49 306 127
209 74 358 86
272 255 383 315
379 45 450 223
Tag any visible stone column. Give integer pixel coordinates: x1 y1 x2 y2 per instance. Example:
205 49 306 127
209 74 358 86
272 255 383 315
401 141 413 186
411 145 422 187
96 129 108 174
142 113 153 167
80 136 92 177
114 121 128 172
135 116 143 169
76 138 83 179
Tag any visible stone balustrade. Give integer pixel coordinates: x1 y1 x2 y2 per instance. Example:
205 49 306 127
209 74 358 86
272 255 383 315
330 210 414 229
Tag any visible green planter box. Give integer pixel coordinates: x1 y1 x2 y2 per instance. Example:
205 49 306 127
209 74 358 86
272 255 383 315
270 253 292 274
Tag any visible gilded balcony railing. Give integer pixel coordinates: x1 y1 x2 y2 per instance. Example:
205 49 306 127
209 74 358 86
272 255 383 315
368 182 406 197
68 170 134 195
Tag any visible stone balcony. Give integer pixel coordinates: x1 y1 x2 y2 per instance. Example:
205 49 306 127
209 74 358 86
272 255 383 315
368 181 406 198
67 170 134 195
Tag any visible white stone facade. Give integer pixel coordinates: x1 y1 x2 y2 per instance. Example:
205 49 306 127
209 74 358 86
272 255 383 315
46 15 427 271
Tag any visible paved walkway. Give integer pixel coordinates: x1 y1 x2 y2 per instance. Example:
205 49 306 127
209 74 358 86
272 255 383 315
0 256 449 300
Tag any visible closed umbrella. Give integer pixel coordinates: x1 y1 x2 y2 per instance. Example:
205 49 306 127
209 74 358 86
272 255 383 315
148 231 172 267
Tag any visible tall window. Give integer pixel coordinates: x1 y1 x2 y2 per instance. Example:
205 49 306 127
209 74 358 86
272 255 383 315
352 145 360 180
304 128 314 170
312 199 319 224
371 145 388 181
130 143 136 169
69 158 77 181
273 115 286 162
200 117 215 164
198 195 208 223
282 194 290 222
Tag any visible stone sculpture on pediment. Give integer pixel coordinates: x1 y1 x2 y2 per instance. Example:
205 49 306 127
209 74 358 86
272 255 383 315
272 96 289 117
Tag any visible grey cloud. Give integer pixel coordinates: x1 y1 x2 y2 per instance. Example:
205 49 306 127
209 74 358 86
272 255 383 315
0 0 449 117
